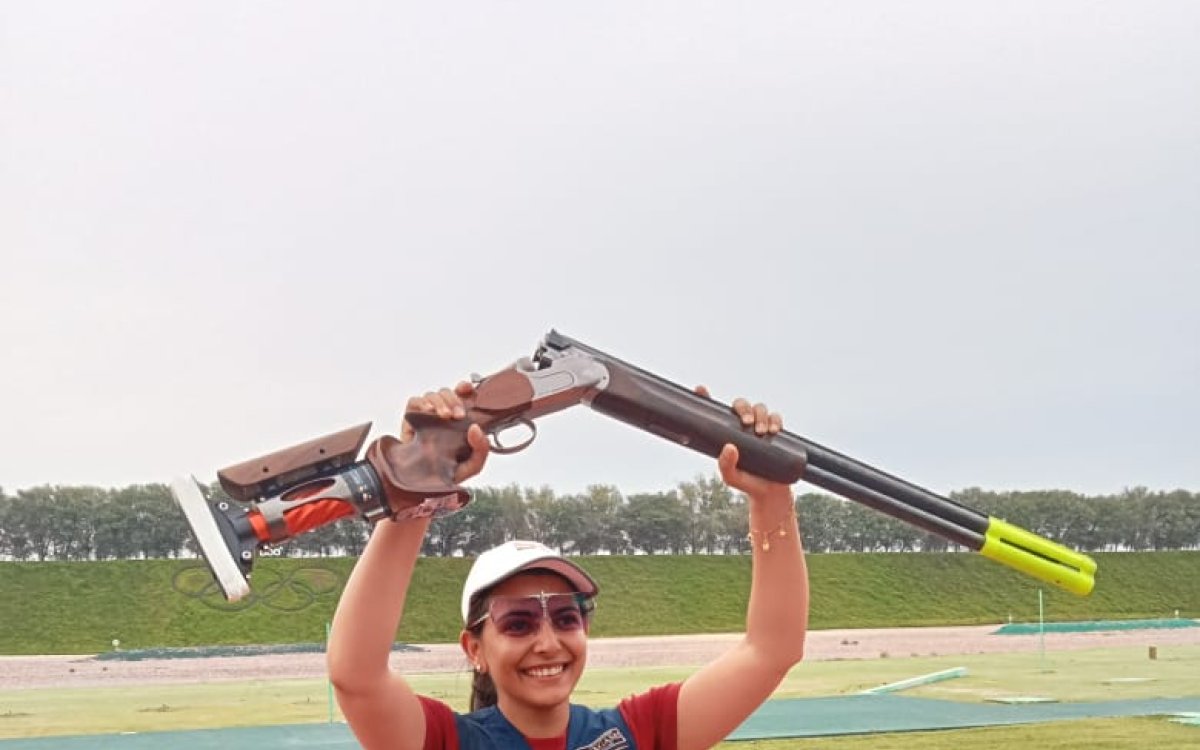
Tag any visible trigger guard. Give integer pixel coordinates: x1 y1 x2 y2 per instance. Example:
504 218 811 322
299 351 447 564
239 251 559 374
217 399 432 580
489 418 536 455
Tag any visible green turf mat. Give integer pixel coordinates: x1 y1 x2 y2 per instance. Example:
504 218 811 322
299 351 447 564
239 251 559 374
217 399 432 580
992 618 1199 635
726 695 1200 740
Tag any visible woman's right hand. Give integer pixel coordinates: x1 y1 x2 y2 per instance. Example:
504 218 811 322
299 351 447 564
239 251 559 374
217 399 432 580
400 380 491 483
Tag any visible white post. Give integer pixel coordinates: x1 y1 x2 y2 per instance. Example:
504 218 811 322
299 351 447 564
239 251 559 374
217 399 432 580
1038 588 1046 667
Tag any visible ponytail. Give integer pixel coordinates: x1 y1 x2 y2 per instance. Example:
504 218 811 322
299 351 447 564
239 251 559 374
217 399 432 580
470 668 498 711
465 594 498 711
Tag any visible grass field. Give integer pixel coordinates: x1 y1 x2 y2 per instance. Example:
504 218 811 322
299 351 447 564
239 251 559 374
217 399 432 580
2 551 1197 654
2 646 1196 746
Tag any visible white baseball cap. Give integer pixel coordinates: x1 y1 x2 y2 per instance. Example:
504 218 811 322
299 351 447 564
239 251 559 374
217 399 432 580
460 540 599 623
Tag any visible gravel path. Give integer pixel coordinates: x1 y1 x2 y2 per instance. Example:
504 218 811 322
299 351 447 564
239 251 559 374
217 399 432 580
3 625 1197 690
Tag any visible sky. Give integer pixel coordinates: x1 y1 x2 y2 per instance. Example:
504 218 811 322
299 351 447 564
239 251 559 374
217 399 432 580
2 1 1197 501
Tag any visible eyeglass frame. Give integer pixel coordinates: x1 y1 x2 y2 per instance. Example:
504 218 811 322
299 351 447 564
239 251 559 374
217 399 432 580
467 591 597 635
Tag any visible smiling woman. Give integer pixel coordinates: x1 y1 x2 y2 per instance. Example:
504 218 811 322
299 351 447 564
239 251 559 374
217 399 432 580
326 380 810 750
458 554 599 722
440 551 662 747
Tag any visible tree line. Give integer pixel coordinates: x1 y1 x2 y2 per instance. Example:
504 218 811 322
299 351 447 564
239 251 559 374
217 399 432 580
1 479 1197 562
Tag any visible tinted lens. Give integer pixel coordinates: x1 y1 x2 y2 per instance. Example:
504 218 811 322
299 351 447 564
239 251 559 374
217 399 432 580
492 601 541 637
487 593 593 637
548 602 585 631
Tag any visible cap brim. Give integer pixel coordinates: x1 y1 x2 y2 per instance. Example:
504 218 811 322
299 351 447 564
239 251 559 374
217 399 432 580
508 556 599 598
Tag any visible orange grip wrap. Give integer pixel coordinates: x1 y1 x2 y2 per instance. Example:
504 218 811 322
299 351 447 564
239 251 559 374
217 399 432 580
284 500 355 535
247 499 357 543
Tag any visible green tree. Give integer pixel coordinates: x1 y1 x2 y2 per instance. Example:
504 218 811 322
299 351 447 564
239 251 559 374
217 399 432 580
495 484 532 541
92 492 131 559
540 492 585 554
621 491 689 554
0 488 13 558
120 484 190 559
678 474 738 553
455 488 509 556
426 505 471 556
1146 490 1195 550
10 487 66 560
523 485 558 545
572 485 625 554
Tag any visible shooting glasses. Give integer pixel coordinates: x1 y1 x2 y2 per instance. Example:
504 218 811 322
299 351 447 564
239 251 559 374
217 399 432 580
468 592 596 638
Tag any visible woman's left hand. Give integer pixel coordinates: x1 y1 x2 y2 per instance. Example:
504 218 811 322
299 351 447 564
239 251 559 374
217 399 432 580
696 386 789 498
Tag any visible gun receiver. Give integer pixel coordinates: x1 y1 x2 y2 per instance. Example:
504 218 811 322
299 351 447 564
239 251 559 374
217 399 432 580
172 329 1097 601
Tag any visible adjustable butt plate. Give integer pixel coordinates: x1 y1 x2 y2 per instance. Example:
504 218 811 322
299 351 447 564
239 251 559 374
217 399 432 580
170 476 254 601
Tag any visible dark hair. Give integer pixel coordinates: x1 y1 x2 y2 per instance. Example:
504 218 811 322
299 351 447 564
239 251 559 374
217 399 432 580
465 594 498 711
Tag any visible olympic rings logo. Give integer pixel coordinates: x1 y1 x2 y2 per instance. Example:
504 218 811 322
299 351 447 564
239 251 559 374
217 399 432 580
172 563 343 611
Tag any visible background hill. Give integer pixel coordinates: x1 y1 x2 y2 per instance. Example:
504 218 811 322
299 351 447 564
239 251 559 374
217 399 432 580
1 551 1195 654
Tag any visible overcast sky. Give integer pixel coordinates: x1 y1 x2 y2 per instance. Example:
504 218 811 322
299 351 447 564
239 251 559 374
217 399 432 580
2 1 1197 502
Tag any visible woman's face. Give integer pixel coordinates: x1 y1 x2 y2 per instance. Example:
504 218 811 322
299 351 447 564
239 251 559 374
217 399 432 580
465 572 590 715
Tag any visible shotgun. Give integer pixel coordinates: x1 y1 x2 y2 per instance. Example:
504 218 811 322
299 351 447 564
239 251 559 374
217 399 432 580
172 330 1097 601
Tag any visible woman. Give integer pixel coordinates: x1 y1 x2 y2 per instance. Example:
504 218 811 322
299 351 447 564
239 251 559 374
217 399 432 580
327 381 809 749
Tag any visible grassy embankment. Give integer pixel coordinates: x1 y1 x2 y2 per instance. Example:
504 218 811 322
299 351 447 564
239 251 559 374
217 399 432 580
0 551 1196 654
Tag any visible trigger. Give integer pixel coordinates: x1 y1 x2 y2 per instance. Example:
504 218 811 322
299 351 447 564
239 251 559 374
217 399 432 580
489 418 537 455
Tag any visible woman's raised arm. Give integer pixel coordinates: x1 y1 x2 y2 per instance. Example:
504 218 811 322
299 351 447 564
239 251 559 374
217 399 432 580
326 383 489 750
676 398 810 750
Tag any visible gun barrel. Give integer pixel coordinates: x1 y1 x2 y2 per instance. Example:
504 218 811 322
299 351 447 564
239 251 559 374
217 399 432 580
540 330 1097 596
980 518 1096 596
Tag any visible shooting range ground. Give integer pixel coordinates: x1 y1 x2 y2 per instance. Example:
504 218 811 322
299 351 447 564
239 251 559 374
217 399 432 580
1 643 1197 747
